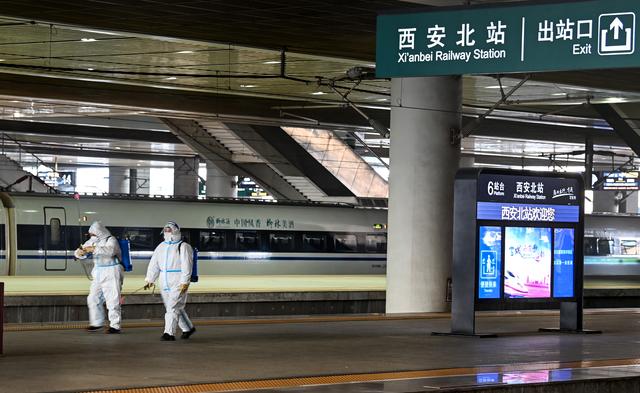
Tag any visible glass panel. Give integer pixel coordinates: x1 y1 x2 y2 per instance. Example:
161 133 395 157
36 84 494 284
478 226 501 299
269 233 294 252
504 227 551 299
334 234 358 252
236 231 260 251
123 228 154 251
199 230 226 251
365 234 387 252
49 218 61 245
302 233 327 252
553 228 574 298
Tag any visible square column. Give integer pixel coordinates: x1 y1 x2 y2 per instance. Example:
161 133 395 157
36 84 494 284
387 76 462 313
173 157 199 197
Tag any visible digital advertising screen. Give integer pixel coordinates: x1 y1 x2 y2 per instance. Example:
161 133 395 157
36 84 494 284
504 227 551 299
553 228 575 298
478 226 502 299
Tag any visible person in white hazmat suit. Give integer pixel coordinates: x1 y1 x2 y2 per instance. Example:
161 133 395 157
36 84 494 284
144 221 196 341
74 221 123 334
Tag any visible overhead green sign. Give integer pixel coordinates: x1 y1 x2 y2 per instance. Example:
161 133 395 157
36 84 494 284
376 0 639 77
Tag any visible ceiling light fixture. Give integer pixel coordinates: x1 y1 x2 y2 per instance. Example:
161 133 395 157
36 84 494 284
263 60 280 64
87 68 94 71
484 85 505 89
552 93 567 96
165 76 177 80
176 50 194 54
604 97 628 103
311 91 327 95
80 38 97 42
240 84 257 88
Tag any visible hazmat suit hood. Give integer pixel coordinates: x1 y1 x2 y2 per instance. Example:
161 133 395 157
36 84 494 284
88 221 111 241
163 221 182 242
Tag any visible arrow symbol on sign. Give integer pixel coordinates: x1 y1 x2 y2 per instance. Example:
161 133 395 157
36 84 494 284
610 17 624 40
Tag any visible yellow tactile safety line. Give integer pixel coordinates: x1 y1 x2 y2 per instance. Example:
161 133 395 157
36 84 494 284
78 357 640 393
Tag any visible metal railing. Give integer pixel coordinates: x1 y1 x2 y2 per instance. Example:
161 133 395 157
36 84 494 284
0 133 58 193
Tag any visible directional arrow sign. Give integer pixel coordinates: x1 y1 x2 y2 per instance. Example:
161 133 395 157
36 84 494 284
611 17 624 39
376 0 640 77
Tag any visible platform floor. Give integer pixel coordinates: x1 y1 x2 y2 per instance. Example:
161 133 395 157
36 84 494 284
3 310 640 393
0 275 637 296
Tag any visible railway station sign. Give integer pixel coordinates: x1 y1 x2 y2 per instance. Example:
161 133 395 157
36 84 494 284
434 168 593 337
376 0 640 77
600 170 640 190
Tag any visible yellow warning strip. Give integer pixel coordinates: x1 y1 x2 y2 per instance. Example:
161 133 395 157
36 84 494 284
79 357 640 393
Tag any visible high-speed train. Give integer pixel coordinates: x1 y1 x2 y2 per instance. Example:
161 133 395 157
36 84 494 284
0 191 635 278
0 192 388 276
584 213 640 277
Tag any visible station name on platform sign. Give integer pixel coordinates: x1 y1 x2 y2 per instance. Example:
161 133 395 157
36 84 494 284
476 174 581 223
376 0 640 77
479 174 579 205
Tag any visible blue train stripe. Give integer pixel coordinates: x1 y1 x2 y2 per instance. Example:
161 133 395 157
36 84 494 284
17 255 387 262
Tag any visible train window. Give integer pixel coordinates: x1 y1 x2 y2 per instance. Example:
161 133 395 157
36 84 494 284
269 232 294 252
365 234 387 253
123 228 154 251
597 238 613 256
200 230 226 251
621 239 638 255
180 230 191 244
236 231 260 251
49 218 62 245
302 233 327 252
334 234 358 252
584 237 598 256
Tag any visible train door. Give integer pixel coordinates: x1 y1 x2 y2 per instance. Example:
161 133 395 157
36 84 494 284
44 207 68 271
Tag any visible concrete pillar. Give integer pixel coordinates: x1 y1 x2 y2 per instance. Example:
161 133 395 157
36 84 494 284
130 168 150 195
174 157 199 197
621 192 638 213
386 76 462 313
592 191 619 213
206 161 237 198
108 167 129 194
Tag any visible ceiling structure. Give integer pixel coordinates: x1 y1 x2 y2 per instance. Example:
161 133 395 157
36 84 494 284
0 0 636 197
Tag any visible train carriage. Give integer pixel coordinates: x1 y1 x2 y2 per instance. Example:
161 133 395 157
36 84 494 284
0 193 388 276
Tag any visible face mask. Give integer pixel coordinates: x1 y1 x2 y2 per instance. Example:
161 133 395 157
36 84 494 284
164 232 173 241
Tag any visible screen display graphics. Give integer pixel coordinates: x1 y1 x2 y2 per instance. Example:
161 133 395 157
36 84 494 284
478 226 502 299
504 227 551 299
553 228 574 298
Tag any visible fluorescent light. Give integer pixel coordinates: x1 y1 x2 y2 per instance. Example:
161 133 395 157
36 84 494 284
603 97 628 103
87 68 94 71
80 38 97 42
263 60 280 64
552 93 567 96
115 146 121 150
0 59 5 62
311 91 327 95
176 50 194 54
240 84 257 88
165 76 177 80
484 85 504 89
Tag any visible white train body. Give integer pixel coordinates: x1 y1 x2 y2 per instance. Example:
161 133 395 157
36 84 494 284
0 193 388 276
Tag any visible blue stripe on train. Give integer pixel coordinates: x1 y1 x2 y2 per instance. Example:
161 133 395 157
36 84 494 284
18 255 387 262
